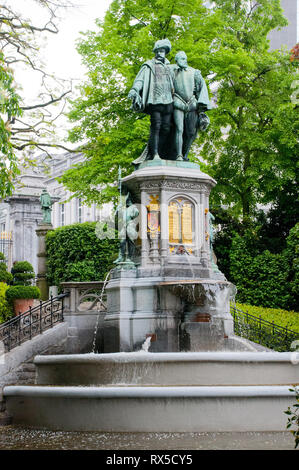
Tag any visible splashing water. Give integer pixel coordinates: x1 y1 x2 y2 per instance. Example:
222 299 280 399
91 270 112 353
182 243 195 280
138 336 152 353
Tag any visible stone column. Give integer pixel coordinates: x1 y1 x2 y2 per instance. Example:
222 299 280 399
160 188 168 261
36 223 53 300
140 189 148 267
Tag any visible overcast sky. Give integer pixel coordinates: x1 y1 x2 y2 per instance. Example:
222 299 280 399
11 0 113 97
5 0 113 149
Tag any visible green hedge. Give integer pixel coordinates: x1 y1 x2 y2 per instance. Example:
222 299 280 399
0 282 14 323
5 285 41 301
46 222 119 287
229 223 298 310
235 303 299 334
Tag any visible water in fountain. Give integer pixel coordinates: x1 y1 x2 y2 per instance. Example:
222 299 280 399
91 269 112 353
177 243 196 304
182 243 195 280
138 336 152 353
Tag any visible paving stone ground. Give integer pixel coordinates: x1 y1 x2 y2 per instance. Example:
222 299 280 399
0 427 296 450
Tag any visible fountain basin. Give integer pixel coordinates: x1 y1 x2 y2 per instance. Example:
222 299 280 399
33 352 299 386
3 384 295 432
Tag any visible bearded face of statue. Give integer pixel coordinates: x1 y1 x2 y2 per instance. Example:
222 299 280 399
175 52 188 69
155 48 166 62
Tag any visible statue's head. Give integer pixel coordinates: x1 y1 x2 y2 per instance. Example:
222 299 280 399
153 39 171 60
175 51 188 69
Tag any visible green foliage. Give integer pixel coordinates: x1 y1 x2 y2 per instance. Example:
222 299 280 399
285 387 299 449
0 282 14 323
11 261 34 273
212 207 244 276
255 191 299 254
60 0 218 205
235 303 299 334
46 222 119 286
213 216 298 311
0 262 13 284
5 285 40 301
0 50 22 198
0 252 13 284
11 261 35 286
201 0 298 220
63 260 98 283
229 230 296 310
284 223 299 304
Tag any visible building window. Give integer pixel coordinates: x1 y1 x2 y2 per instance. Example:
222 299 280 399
61 203 65 226
78 198 82 223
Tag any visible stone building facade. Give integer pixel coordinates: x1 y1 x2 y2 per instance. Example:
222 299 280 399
0 153 112 274
269 0 298 50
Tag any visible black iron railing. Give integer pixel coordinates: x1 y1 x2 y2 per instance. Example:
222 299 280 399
231 305 299 352
0 293 68 352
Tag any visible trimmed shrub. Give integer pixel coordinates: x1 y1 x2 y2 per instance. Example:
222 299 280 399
0 282 14 323
11 261 35 286
5 285 41 301
46 222 119 287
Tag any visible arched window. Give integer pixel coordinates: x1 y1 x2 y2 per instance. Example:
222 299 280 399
168 198 194 255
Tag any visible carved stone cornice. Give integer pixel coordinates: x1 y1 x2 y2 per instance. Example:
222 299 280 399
140 179 212 194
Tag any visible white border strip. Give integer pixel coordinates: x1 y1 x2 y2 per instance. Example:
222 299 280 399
34 351 299 364
3 385 295 399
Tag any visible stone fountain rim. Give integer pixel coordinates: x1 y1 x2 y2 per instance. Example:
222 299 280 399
33 351 299 365
159 280 232 286
3 384 295 399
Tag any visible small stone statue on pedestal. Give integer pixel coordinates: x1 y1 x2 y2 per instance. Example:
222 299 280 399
114 192 139 267
37 189 54 300
40 189 53 225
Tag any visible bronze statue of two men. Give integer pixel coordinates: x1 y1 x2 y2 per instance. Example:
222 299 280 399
128 39 211 162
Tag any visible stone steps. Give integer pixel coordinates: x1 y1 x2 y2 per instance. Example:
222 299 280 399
0 361 36 387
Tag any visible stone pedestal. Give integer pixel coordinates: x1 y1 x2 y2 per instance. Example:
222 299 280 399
103 269 182 352
102 161 236 353
122 160 219 277
36 223 53 300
